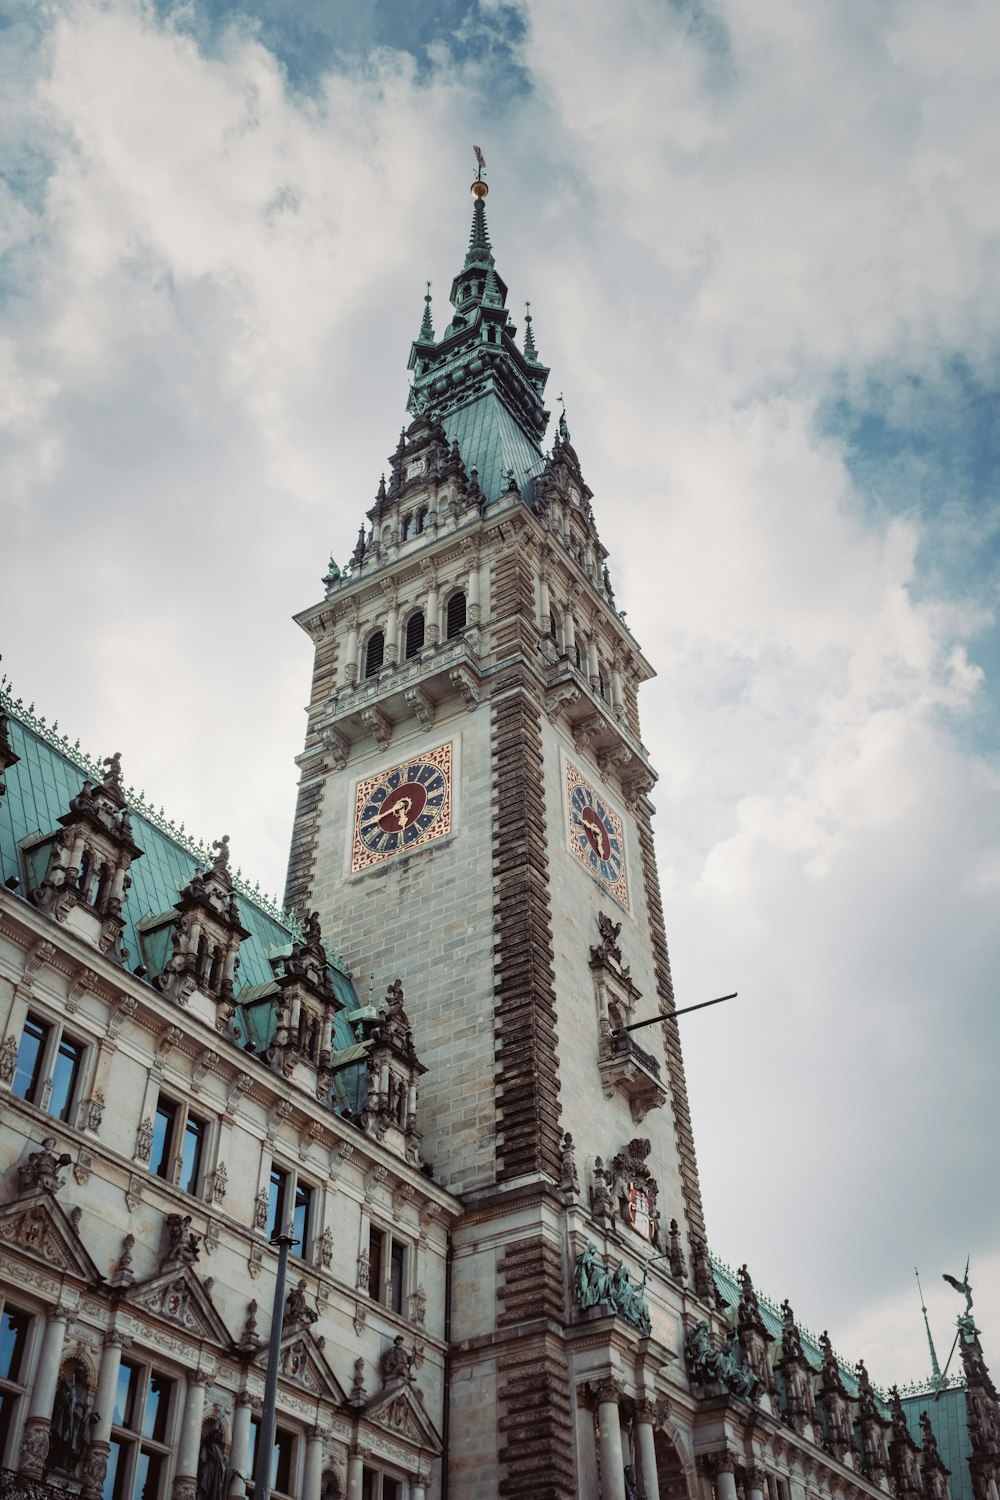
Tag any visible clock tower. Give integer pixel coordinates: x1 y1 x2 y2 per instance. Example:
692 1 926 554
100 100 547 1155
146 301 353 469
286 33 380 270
286 171 707 1498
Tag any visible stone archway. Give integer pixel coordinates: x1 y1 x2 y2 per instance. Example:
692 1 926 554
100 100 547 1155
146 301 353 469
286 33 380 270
654 1428 696 1500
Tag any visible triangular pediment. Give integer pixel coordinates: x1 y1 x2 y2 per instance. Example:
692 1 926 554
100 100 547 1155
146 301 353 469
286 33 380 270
363 1382 443 1455
0 1190 101 1281
129 1265 232 1347
253 1326 348 1404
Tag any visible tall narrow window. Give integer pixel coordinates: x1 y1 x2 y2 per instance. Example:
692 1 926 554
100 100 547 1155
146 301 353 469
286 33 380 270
0 1303 31 1465
248 1421 296 1498
549 608 560 645
368 1226 384 1300
12 1015 49 1103
178 1114 206 1195
268 1165 289 1239
446 591 466 639
389 1241 406 1315
404 612 425 660
364 632 385 678
49 1035 84 1124
292 1181 314 1256
150 1099 177 1181
106 1360 174 1500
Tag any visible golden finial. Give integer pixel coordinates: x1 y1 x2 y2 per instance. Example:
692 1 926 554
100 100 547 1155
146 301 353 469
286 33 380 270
472 145 488 197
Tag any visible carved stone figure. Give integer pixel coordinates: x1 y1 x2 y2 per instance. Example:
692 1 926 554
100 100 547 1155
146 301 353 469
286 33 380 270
381 1335 413 1385
18 1137 72 1195
685 1321 760 1403
164 1213 201 1267
574 1242 610 1310
196 1410 228 1500
48 1364 95 1470
668 1219 687 1281
136 1118 154 1163
0 1033 18 1084
559 1132 580 1195
590 1157 612 1218
286 1280 318 1326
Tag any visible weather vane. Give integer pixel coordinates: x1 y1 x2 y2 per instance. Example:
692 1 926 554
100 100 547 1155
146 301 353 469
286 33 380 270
474 145 486 179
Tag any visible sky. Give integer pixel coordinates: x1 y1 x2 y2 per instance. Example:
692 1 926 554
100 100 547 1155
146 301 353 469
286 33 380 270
2 0 999 1391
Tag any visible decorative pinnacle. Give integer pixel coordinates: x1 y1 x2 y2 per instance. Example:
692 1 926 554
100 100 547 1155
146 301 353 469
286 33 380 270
419 281 434 342
523 301 538 361
465 196 492 265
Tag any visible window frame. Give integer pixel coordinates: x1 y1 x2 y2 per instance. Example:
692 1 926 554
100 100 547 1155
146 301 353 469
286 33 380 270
266 1160 317 1260
366 1221 409 1316
105 1356 176 1500
10 1009 90 1126
404 611 425 661
149 1092 210 1197
248 1416 300 1500
364 631 385 678
0 1296 36 1467
445 591 467 640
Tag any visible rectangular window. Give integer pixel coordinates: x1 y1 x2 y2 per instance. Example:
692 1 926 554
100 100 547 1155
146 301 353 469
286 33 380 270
247 1420 296 1497
49 1035 85 1123
267 1166 289 1239
150 1100 177 1180
0 1302 32 1466
178 1114 206 1196
361 1473 401 1500
292 1181 313 1257
12 1015 49 1102
389 1241 405 1316
368 1226 384 1301
106 1361 173 1500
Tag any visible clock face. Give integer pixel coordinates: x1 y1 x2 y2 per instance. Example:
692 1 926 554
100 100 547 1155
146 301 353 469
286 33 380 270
352 744 452 872
566 761 629 907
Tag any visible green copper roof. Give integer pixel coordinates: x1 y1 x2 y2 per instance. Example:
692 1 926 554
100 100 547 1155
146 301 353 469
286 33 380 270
0 696 364 1113
406 190 550 502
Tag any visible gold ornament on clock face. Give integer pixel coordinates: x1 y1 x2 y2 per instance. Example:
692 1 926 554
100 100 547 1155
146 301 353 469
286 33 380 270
565 761 629 907
352 744 452 872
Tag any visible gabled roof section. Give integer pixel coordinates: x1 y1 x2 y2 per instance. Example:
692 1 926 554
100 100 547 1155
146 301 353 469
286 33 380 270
406 182 550 503
129 1264 233 1347
0 1190 102 1282
254 1326 349 1405
362 1381 443 1455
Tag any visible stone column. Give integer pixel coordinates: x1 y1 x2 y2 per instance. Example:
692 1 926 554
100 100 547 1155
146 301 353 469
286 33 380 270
596 1377 627 1500
18 1303 70 1477
346 1447 363 1500
412 1469 430 1500
467 560 481 625
748 1465 767 1500
173 1372 207 1500
565 611 576 655
228 1392 253 1500
539 575 550 634
425 584 440 646
634 1399 660 1500
384 602 399 667
345 622 360 684
715 1454 739 1500
588 638 600 690
81 1331 129 1500
303 1427 324 1500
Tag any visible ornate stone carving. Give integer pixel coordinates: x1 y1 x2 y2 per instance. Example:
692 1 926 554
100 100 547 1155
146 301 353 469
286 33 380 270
684 1321 760 1403
210 1163 227 1205
381 1335 414 1387
135 1117 154 1163
319 1226 334 1268
573 1243 652 1335
162 1214 201 1270
0 1033 19 1084
18 1137 72 1195
558 1131 580 1196
253 1189 268 1231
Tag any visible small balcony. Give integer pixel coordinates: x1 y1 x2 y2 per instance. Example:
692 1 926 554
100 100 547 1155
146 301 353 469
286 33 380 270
599 1028 668 1124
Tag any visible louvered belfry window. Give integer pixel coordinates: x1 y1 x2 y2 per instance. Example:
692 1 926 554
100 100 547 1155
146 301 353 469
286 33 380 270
446 592 467 639
364 631 385 678
405 612 425 660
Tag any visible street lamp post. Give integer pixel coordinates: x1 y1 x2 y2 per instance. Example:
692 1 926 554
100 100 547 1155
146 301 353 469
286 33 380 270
252 1233 296 1500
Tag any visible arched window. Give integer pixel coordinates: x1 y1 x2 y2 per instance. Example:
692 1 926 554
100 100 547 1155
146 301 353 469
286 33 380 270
416 507 428 535
208 946 223 992
364 632 385 678
402 512 415 541
574 641 583 672
77 850 93 898
405 611 425 660
446 591 467 639
549 607 560 645
196 934 209 982
94 863 112 911
598 668 607 700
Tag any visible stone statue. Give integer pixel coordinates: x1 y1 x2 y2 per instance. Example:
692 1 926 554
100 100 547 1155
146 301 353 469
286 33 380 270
285 1280 318 1326
574 1243 610 1310
608 1261 652 1337
196 1410 229 1500
49 1364 95 1470
18 1137 72 1195
164 1213 201 1266
381 1335 412 1385
685 1321 760 1403
624 1463 640 1500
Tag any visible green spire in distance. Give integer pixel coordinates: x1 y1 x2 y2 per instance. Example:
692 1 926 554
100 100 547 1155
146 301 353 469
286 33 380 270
523 301 538 361
418 281 434 343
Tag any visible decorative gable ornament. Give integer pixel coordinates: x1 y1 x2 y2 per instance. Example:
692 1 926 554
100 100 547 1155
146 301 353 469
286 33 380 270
604 1138 662 1250
253 1326 347 1406
130 1266 232 1347
362 1382 443 1457
0 1191 100 1282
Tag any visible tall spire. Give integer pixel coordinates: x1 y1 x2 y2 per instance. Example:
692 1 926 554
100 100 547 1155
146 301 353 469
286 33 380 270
523 301 538 362
418 281 434 343
915 1268 943 1385
466 195 493 266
